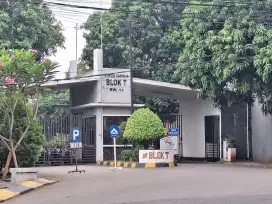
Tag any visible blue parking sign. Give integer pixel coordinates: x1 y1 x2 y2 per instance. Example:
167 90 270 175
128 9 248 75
72 128 81 142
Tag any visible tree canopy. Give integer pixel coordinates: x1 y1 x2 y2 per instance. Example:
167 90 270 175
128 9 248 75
0 0 64 56
0 49 59 168
174 0 272 113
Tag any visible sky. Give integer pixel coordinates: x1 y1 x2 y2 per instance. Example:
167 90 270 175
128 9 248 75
47 0 112 79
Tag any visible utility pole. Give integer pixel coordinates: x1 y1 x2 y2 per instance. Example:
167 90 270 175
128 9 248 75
129 21 134 114
100 0 103 49
75 23 78 62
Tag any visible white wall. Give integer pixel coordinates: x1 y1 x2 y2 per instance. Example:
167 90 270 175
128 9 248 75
252 102 272 162
103 107 131 116
102 69 131 104
180 99 221 158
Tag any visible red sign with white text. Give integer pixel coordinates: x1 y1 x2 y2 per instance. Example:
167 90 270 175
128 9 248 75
139 150 174 163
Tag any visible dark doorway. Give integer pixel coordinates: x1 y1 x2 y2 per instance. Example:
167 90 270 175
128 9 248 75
205 115 220 162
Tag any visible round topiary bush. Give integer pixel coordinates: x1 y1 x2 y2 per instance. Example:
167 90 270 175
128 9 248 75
123 108 164 142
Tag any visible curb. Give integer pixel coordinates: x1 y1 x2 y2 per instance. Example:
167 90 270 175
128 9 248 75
97 161 177 168
223 162 272 169
0 178 58 203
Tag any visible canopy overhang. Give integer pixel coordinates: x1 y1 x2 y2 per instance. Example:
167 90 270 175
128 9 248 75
41 76 199 100
133 78 199 100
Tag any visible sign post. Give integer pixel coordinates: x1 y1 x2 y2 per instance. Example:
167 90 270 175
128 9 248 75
68 128 85 174
109 125 121 171
160 128 179 154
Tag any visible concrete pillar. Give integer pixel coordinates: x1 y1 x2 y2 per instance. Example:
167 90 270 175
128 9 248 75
68 60 77 78
93 49 104 161
93 49 103 73
95 108 103 161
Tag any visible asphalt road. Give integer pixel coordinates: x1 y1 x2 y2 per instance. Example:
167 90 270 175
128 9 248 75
5 164 272 204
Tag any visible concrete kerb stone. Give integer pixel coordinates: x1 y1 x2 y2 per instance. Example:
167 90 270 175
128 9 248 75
0 178 58 203
223 161 272 169
97 161 177 168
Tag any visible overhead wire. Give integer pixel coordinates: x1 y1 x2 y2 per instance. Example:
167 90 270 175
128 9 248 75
44 0 272 26
43 0 272 12
40 0 272 80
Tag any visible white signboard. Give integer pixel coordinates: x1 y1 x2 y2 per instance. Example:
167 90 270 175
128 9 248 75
160 136 178 154
139 150 174 163
70 142 82 149
102 69 131 104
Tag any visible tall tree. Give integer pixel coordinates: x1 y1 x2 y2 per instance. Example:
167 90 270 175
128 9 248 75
0 0 64 56
173 0 272 114
81 0 184 114
0 49 59 168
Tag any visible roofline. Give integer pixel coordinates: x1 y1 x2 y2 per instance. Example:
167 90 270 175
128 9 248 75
41 77 99 89
133 78 194 91
70 103 145 111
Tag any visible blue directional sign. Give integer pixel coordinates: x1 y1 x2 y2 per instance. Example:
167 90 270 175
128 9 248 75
72 128 81 142
168 128 179 136
109 125 120 139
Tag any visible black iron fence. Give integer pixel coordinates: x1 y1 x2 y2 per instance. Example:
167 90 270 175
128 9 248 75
36 115 96 166
35 114 183 165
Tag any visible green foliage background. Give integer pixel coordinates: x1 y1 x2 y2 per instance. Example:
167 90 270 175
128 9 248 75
0 0 64 55
172 0 272 113
39 90 70 117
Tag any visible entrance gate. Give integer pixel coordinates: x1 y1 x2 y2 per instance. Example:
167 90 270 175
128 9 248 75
36 115 96 166
205 115 220 162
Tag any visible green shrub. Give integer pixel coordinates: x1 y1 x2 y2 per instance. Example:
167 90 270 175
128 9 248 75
120 145 144 162
16 120 45 167
124 108 164 142
121 149 134 161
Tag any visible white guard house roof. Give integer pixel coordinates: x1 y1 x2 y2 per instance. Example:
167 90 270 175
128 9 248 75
42 76 199 100
133 78 198 100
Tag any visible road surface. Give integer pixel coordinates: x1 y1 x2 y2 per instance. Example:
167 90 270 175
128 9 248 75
5 164 272 204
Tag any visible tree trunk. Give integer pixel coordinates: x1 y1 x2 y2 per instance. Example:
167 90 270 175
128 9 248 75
2 152 12 180
11 149 18 168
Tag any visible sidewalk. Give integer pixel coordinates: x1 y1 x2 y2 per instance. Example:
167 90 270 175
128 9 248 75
0 178 57 202
0 182 7 189
223 161 272 169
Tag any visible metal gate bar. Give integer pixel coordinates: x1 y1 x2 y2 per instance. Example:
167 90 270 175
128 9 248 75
36 115 96 166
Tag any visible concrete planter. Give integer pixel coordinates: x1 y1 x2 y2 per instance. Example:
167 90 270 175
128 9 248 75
10 168 39 185
223 140 237 162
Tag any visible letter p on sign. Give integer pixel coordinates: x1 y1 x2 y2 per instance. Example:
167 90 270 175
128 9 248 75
72 128 80 142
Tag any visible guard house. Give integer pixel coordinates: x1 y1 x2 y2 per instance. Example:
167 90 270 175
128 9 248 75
41 49 243 163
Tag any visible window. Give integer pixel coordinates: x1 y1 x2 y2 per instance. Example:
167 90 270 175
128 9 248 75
103 116 129 145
